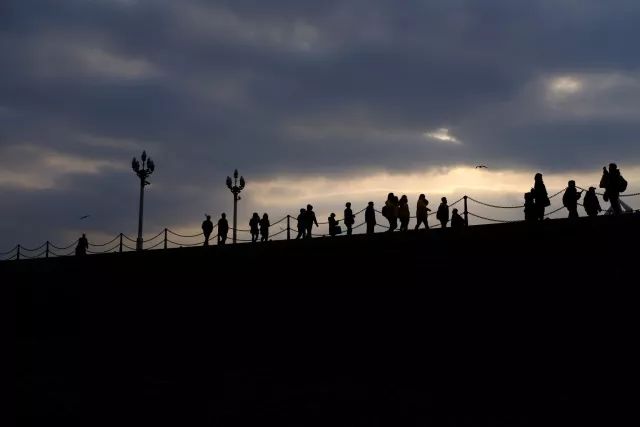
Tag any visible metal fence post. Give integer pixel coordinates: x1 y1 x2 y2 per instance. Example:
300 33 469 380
463 195 469 227
119 233 123 253
16 244 20 261
287 215 291 240
164 228 168 249
45 241 49 258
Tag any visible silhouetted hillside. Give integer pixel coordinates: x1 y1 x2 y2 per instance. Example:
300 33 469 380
11 215 640 426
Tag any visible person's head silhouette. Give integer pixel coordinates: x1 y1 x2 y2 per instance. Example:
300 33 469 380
300 208 305 214
307 204 313 211
453 208 458 214
346 202 351 208
368 201 374 207
330 213 335 217
206 215 211 220
419 194 425 200
262 213 268 220
568 180 576 188
252 212 259 219
221 213 226 219
441 197 447 204
535 173 543 183
609 163 618 171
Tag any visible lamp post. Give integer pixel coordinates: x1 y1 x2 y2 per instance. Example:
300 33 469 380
226 169 245 244
131 151 155 251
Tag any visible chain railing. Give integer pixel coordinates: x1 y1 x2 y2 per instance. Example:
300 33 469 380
2 186 637 261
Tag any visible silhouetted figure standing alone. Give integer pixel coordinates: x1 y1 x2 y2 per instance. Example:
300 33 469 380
436 197 449 228
600 163 627 215
414 194 431 230
344 202 355 236
260 213 270 242
217 213 229 245
328 213 341 237
202 215 214 246
533 173 549 220
562 180 583 219
296 208 306 239
524 191 536 222
365 202 376 235
583 187 602 217
451 208 465 229
305 204 319 238
398 195 410 231
75 233 89 256
249 213 260 243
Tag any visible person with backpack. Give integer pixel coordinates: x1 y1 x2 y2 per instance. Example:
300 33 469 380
533 173 550 220
562 180 583 219
383 193 397 232
583 187 602 218
600 163 627 215
344 202 355 236
365 202 376 235
414 194 431 230
436 197 449 228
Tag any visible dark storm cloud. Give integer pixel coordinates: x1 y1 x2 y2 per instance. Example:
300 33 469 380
1 0 640 247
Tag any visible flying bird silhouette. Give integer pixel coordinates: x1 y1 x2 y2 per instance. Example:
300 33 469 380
79 215 91 220
475 165 488 169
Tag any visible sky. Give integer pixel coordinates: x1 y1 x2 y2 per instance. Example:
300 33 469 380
1 0 639 252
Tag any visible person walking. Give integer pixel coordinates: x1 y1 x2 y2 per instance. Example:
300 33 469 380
562 180 583 219
398 195 410 231
305 204 319 238
383 193 397 232
365 202 376 235
533 173 550 220
296 208 307 239
436 197 449 228
600 163 627 215
414 194 431 230
344 202 355 236
583 187 602 217
217 213 229 245
202 214 214 246
249 213 260 243
75 233 89 256
260 213 270 242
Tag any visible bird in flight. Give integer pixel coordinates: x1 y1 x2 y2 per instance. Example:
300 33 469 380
475 165 488 169
79 215 91 220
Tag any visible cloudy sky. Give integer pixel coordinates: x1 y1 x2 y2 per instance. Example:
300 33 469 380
1 0 639 251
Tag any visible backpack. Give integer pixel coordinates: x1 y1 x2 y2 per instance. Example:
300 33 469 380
619 176 628 193
381 205 389 218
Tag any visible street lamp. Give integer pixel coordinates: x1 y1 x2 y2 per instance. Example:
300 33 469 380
226 169 245 244
131 151 155 251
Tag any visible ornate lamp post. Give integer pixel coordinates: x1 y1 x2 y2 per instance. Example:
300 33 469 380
131 151 155 251
226 169 245 244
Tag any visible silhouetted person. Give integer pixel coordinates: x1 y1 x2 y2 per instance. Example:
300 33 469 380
383 193 397 232
451 208 465 229
305 204 319 238
415 194 431 230
75 233 88 256
249 213 260 243
398 195 410 231
328 213 341 237
600 163 627 215
562 180 583 219
436 197 449 228
365 201 376 235
217 213 228 245
524 191 536 222
202 215 214 246
344 202 355 236
260 213 270 242
583 187 602 217
296 208 306 239
533 173 549 220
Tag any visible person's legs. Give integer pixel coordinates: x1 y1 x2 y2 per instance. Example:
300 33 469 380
440 220 447 228
346 225 352 236
306 226 312 238
367 223 374 235
610 195 621 215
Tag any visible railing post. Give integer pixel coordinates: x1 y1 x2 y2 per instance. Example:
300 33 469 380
16 244 20 261
287 215 291 241
119 233 123 253
164 228 168 250
45 241 49 258
463 195 469 227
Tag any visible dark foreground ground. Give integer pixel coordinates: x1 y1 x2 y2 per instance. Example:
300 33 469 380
8 215 640 426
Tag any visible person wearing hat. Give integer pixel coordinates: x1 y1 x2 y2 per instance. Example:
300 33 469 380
562 180 583 219
583 187 602 217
